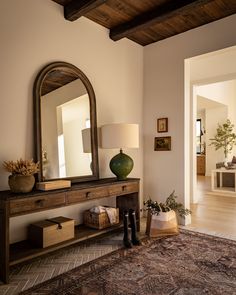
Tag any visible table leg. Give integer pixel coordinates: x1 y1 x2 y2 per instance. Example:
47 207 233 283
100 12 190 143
0 200 9 284
234 173 236 192
219 172 223 188
211 171 215 191
116 192 140 231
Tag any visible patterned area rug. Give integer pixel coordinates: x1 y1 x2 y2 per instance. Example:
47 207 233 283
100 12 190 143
20 230 236 295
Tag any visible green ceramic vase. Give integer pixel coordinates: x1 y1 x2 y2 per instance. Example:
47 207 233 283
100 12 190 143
109 150 134 181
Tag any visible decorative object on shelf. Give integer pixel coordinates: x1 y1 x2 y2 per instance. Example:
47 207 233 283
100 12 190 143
144 191 191 237
154 136 171 151
28 216 75 248
36 180 71 191
157 117 168 132
3 159 39 193
201 142 206 155
83 206 119 229
101 123 139 180
209 119 236 167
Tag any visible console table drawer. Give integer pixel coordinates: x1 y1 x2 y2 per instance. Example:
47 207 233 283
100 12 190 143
67 187 109 204
108 182 139 196
10 193 66 216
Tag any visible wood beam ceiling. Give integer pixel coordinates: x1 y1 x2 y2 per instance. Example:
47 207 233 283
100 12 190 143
110 0 216 41
64 0 107 21
52 0 236 46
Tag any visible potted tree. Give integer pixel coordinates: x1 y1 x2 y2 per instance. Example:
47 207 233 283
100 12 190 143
3 159 39 193
209 119 236 167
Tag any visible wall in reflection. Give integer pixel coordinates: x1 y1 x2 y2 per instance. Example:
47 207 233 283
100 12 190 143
41 79 92 179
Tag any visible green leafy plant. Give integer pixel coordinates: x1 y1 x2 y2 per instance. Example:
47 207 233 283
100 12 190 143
3 159 39 176
143 191 191 217
209 119 236 159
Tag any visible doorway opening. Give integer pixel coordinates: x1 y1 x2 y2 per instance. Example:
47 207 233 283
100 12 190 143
184 45 236 239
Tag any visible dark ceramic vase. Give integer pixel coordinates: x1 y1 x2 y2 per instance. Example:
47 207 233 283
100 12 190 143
8 174 35 193
109 150 134 181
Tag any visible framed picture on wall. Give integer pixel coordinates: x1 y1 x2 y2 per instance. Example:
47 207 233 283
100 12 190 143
154 136 171 151
157 118 168 133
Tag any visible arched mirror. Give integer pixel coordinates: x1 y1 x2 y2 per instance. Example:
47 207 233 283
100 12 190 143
34 62 99 183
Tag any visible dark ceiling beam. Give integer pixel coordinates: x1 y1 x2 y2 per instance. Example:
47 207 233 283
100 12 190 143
64 0 107 21
110 0 215 41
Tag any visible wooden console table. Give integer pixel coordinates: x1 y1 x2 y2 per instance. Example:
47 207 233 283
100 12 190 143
0 178 140 283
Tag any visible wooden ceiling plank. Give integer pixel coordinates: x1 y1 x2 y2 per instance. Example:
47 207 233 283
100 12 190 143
110 0 216 41
64 0 107 21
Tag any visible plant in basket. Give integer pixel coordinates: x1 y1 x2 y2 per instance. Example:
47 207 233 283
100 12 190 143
3 159 39 193
143 191 191 237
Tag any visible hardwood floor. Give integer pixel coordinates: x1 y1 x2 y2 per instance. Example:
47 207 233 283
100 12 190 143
185 175 236 240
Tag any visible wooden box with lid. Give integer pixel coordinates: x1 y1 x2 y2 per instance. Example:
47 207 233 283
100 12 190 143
28 216 75 248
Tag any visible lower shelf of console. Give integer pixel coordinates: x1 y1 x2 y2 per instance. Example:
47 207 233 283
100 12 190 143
10 223 123 266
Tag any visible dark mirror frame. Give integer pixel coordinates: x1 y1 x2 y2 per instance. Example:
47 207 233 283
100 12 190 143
34 61 99 183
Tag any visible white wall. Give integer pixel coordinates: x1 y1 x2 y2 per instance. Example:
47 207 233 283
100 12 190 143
196 81 236 106
0 0 143 242
190 47 236 84
143 14 236 213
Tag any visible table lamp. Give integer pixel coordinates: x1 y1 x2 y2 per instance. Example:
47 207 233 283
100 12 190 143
81 128 91 153
101 123 139 180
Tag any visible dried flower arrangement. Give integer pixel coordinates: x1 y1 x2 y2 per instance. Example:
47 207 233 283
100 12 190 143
144 191 191 218
3 159 39 176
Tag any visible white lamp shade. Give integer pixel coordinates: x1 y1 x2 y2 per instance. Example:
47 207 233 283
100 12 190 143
81 128 91 153
101 123 139 149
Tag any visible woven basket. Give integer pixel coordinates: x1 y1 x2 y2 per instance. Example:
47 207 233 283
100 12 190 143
83 208 119 230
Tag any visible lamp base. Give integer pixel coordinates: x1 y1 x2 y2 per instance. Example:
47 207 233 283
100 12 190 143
109 150 134 181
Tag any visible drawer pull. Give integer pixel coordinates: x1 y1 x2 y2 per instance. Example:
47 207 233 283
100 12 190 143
86 192 91 198
122 185 126 191
35 199 45 207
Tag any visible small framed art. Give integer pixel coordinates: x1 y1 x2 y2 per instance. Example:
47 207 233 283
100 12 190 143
154 136 171 151
157 118 168 133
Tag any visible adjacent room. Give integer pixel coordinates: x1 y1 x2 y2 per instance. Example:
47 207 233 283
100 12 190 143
190 80 236 238
184 48 236 239
1 1 236 294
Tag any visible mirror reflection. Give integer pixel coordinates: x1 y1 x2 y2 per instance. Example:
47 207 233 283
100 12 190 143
34 62 99 182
